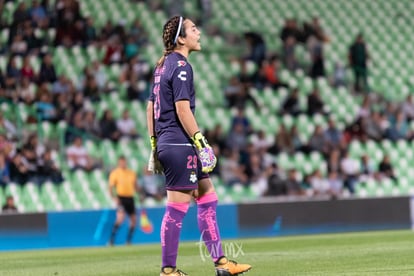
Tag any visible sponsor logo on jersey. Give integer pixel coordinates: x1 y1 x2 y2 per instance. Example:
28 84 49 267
178 71 187 81
177 60 187 67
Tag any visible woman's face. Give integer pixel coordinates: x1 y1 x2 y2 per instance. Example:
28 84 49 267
182 19 201 52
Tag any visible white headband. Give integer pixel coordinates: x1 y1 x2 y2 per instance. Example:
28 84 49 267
173 16 183 45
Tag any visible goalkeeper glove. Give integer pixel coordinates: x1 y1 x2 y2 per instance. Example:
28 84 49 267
191 131 217 173
148 136 164 174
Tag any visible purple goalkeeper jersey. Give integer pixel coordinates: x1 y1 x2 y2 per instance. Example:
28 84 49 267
149 52 195 144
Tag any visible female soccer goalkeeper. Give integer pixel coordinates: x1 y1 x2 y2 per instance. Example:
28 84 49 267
146 16 252 276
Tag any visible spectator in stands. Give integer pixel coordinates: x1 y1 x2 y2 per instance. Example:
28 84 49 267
268 124 292 154
55 0 81 46
99 110 121 142
83 110 101 137
401 94 414 121
226 122 248 153
385 110 408 141
238 59 254 87
120 54 151 83
332 61 346 88
220 150 248 186
70 90 85 115
363 111 386 141
29 0 49 29
11 3 30 35
228 60 260 109
0 113 17 140
356 95 371 119
23 133 45 162
306 87 325 116
91 60 108 91
20 137 43 185
102 35 123 65
230 107 252 136
309 169 331 196
116 110 139 140
140 166 165 202
38 53 57 84
324 118 343 151
54 92 71 121
223 75 246 108
280 18 302 44
82 75 101 102
340 150 360 194
264 163 287 196
126 74 147 102
243 31 266 70
281 88 301 116
285 168 304 196
52 74 71 94
309 125 327 153
349 33 369 92
10 34 28 56
290 125 310 153
22 21 44 55
302 17 329 43
327 171 343 198
35 92 58 122
5 55 20 89
0 152 10 190
280 19 301 71
378 155 396 182
99 20 115 41
66 136 97 172
327 149 342 174
253 129 271 152
129 18 148 47
0 134 14 159
124 35 139 61
2 195 18 213
65 110 85 144
244 152 267 192
359 154 376 182
84 17 98 45
258 55 289 90
38 148 63 185
9 148 33 184
307 35 325 79
20 55 36 81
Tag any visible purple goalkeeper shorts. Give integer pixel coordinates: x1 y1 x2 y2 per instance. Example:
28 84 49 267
157 144 209 191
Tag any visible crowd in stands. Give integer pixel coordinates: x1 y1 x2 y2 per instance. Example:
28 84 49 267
0 0 407 205
0 0 151 190
216 15 402 199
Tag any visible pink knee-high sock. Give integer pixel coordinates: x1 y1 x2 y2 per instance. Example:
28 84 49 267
161 202 189 268
196 192 224 262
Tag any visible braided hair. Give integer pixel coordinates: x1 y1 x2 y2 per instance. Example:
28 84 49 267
156 16 186 67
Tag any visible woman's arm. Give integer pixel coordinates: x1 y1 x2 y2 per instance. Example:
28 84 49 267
175 100 199 137
146 101 155 137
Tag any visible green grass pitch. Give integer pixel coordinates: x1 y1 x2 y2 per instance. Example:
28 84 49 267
1 230 413 276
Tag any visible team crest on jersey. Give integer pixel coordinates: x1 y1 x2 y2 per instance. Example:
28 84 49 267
177 60 187 67
189 171 197 183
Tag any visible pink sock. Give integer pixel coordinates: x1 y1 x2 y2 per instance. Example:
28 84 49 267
161 202 189 268
196 192 224 262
